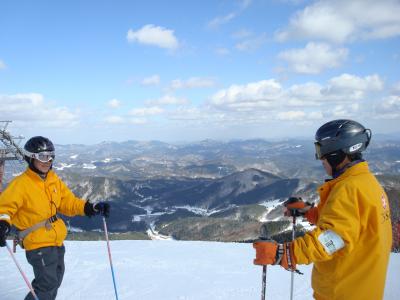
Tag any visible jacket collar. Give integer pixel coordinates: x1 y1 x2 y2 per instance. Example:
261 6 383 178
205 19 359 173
334 161 369 180
332 159 365 179
319 161 370 193
25 168 56 184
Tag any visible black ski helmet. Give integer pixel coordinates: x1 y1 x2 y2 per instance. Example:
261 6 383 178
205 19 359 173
24 136 55 164
314 119 371 160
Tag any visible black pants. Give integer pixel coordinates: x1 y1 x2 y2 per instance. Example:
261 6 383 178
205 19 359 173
24 245 65 300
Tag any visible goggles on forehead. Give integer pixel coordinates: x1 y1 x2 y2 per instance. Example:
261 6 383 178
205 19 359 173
25 150 55 163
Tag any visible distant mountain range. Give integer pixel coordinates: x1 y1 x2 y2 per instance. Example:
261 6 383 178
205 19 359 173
5 138 400 180
2 138 400 243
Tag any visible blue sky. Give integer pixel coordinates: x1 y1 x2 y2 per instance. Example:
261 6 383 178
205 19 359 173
0 0 399 144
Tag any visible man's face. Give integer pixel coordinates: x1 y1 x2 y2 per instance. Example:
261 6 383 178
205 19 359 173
322 158 332 176
33 158 52 174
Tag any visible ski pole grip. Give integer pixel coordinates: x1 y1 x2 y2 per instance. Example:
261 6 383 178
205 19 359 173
284 196 307 217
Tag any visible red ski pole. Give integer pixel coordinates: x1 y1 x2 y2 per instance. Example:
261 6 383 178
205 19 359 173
103 217 119 300
290 216 296 300
5 242 39 300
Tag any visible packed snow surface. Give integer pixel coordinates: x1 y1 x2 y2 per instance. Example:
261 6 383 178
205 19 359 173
0 240 399 299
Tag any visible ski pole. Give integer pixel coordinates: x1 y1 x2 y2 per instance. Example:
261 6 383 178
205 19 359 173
261 265 267 300
103 217 119 300
5 242 39 300
259 223 271 300
290 216 296 300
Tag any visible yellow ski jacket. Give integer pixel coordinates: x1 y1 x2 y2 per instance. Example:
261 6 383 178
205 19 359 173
0 168 86 250
293 162 392 300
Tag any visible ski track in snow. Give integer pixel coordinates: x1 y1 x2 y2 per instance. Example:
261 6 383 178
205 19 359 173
0 241 399 300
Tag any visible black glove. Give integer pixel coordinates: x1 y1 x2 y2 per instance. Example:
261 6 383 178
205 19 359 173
0 220 10 247
283 197 314 217
84 201 110 218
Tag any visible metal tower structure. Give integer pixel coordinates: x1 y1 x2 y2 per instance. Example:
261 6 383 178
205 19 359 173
0 121 25 191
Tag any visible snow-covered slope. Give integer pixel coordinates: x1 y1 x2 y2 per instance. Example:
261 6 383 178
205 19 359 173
0 241 399 299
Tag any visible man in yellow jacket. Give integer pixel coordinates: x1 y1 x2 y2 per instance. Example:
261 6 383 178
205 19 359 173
0 136 111 300
253 120 392 300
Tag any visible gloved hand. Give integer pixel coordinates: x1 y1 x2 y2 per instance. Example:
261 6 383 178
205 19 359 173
0 220 11 247
253 241 296 271
84 201 111 218
283 197 314 217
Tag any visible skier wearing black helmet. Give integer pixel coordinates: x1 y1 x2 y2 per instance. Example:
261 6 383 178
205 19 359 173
0 136 111 300
253 120 392 300
314 119 372 177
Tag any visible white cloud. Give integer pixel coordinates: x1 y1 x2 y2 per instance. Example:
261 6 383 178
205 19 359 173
276 0 400 43
129 106 164 117
374 95 400 119
104 115 125 124
170 77 216 90
208 13 237 29
330 103 359 118
231 29 253 39
207 0 252 29
240 0 252 9
210 80 283 111
322 73 384 100
99 73 395 132
147 95 189 106
167 106 231 126
276 110 323 122
0 93 79 127
278 42 348 74
168 107 210 121
127 24 179 49
98 74 393 130
288 82 323 101
235 34 267 52
308 111 324 120
108 99 121 108
392 81 400 94
0 60 5 69
277 111 306 120
208 74 386 117
130 118 148 125
141 75 160 86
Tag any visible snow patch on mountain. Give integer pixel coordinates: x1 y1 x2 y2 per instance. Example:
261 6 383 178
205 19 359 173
54 163 75 171
108 165 130 172
82 163 96 169
147 223 174 240
174 205 235 217
67 226 84 233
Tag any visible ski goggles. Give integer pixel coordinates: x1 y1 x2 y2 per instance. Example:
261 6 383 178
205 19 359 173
24 150 55 163
314 142 323 160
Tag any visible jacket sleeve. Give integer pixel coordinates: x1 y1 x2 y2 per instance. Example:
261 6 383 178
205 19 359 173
58 179 86 217
293 183 360 265
0 179 24 225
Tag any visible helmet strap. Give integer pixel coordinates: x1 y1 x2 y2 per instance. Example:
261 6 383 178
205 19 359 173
325 151 346 176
